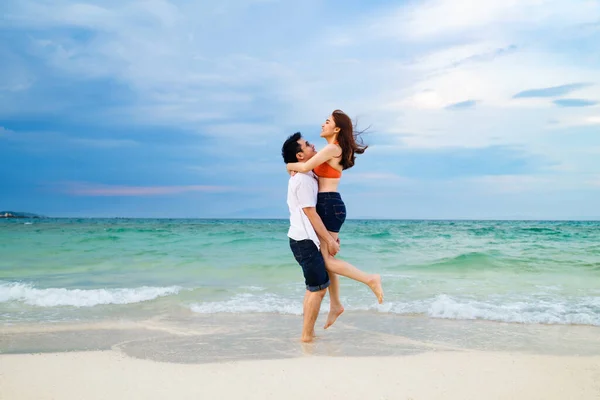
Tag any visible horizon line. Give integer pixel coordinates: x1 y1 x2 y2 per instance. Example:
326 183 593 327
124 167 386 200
2 216 600 222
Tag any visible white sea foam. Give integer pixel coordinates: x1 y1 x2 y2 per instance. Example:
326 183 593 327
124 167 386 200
189 293 600 326
0 282 181 307
426 294 600 326
240 286 267 292
190 293 303 315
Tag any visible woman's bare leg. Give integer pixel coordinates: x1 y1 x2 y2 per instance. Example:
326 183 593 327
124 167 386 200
321 233 344 329
322 249 384 305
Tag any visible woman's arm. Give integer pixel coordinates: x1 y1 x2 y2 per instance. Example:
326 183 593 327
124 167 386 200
287 144 340 173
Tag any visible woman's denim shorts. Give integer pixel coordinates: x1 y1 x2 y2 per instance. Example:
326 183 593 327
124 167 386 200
316 192 346 233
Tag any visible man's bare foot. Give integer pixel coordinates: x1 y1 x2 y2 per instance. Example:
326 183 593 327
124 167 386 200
301 335 314 343
324 305 344 329
368 274 384 304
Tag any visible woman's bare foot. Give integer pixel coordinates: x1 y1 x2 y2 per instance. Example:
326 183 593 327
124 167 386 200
368 274 384 304
324 305 344 329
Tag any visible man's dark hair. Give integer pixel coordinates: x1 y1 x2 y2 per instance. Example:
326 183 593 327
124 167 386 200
281 132 302 164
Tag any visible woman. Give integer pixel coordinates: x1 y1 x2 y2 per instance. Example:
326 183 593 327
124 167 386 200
286 109 383 329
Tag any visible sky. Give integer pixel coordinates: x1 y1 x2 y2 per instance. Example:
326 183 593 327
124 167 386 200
1 0 599 219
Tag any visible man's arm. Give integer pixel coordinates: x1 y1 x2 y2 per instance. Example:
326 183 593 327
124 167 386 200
303 207 339 256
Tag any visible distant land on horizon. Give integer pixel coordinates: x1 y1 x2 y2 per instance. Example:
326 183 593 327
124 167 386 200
2 213 599 221
0 211 46 219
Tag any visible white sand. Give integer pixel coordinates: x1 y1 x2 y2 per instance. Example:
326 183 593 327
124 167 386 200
1 350 599 400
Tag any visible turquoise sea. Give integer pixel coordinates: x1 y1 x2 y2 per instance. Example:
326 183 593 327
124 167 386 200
1 219 599 327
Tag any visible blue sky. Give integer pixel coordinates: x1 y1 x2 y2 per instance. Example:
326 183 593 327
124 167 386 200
1 0 599 219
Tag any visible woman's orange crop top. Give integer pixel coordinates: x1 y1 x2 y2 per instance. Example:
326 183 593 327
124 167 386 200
313 162 342 178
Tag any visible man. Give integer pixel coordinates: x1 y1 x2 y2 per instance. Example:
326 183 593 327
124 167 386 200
281 132 340 343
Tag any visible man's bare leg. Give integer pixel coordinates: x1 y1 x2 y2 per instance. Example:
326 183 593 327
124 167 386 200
303 290 317 338
301 289 326 343
322 252 384 304
303 290 309 312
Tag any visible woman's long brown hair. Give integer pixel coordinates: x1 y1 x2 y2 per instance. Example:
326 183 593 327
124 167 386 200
331 109 368 170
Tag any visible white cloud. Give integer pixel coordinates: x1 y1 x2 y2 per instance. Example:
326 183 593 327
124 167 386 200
450 170 600 194
0 129 139 149
465 174 553 194
3 1 297 128
56 181 233 196
69 138 139 148
343 172 412 186
342 0 600 157
395 47 600 112
201 123 281 139
0 127 14 138
3 0 600 219
547 112 600 128
371 0 600 40
586 175 600 187
585 116 600 124
407 42 516 72
2 0 600 180
188 160 282 176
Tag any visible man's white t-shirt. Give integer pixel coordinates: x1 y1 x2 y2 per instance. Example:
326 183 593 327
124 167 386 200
287 172 320 249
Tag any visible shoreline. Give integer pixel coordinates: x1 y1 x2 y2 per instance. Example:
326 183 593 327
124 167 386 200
3 313 600 360
3 311 600 335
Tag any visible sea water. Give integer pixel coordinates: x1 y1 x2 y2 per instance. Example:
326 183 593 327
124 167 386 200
1 219 599 327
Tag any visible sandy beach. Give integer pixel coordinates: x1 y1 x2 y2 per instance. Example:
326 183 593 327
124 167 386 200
1 349 599 400
2 313 600 400
2 270 600 400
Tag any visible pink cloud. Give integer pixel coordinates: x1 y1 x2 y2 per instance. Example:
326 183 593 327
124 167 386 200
56 182 232 196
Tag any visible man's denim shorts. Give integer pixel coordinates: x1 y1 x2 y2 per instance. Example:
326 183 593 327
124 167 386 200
316 192 346 233
289 238 330 292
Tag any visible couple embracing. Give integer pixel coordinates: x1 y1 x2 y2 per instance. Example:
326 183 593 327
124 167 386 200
282 109 383 343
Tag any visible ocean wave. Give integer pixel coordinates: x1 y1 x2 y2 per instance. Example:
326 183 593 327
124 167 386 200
367 230 393 239
190 293 303 315
0 282 181 307
188 293 600 326
426 252 498 269
518 227 561 234
225 237 274 245
207 229 247 237
426 294 600 326
77 235 121 243
468 226 497 236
